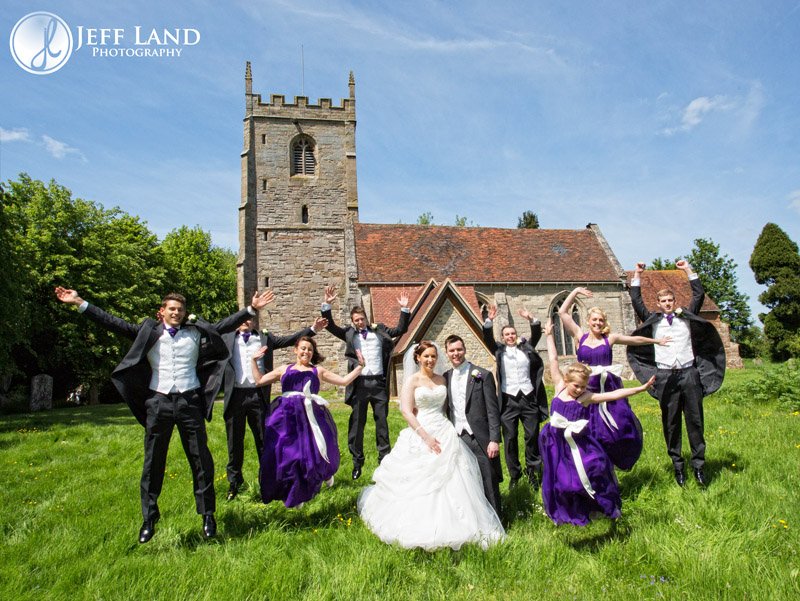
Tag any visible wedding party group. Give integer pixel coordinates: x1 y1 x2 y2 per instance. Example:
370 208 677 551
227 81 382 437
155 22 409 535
54 259 725 550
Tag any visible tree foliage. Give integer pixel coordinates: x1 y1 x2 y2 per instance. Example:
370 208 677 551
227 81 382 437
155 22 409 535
750 223 800 359
1 174 238 402
517 210 540 229
685 238 752 341
160 226 237 322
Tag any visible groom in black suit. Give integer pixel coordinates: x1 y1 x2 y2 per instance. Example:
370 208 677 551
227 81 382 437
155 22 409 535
443 335 503 516
55 286 273 542
627 261 726 487
321 285 410 479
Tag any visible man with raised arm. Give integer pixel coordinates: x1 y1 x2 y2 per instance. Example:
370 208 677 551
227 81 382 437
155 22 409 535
627 261 725 487
482 305 548 489
321 285 410 479
55 286 273 543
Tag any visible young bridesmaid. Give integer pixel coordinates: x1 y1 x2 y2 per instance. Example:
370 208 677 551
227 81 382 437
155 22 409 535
539 321 655 525
251 336 363 507
558 287 669 469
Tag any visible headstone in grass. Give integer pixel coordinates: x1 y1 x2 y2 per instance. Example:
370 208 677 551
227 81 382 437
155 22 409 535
30 374 53 412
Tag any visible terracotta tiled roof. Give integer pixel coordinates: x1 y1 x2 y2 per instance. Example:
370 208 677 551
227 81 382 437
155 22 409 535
355 223 623 283
368 285 426 324
626 270 720 316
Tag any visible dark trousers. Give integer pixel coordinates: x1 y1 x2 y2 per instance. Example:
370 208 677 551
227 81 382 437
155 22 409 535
225 387 266 486
348 375 391 468
141 389 215 521
501 391 541 480
460 431 502 518
657 367 706 470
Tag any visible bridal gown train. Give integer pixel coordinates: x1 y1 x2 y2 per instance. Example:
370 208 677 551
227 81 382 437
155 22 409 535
358 384 505 551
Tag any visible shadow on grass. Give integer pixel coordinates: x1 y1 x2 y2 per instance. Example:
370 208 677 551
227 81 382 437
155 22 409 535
559 518 632 552
0 403 135 433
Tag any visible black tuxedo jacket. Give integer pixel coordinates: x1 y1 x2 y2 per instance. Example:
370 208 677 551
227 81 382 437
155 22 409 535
220 326 314 418
482 320 548 421
444 363 503 482
83 304 252 426
627 277 725 399
321 308 410 406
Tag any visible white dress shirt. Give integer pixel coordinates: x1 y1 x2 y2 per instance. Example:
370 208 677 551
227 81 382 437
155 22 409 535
450 362 472 435
232 331 263 387
501 345 533 396
147 327 201 393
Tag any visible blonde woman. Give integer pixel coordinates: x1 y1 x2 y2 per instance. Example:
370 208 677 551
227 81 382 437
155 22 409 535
558 287 669 470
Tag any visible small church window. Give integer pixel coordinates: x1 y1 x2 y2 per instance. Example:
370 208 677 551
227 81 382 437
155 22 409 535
264 277 270 288
261 134 266 144
301 205 309 224
551 296 581 356
291 136 316 176
262 178 267 191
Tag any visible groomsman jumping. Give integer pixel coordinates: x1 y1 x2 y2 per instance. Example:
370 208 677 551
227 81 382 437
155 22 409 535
55 286 273 543
321 285 410 479
483 305 548 489
627 261 725 487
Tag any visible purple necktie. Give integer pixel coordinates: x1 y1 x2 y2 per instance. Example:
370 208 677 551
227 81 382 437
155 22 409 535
167 327 178 337
665 314 674 325
242 332 251 343
360 329 368 339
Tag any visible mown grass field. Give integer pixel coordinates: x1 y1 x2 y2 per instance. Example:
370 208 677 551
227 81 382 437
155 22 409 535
1 362 798 600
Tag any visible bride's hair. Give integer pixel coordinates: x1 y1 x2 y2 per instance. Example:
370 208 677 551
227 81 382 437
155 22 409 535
413 340 438 364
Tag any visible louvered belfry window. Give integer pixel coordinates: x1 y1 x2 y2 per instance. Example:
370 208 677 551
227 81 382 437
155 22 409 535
292 137 316 176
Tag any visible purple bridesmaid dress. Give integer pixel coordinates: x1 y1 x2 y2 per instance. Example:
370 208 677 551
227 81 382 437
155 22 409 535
577 334 643 471
259 365 340 507
539 395 621 525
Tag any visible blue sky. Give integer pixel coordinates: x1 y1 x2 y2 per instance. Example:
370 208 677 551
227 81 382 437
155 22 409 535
2 1 799 320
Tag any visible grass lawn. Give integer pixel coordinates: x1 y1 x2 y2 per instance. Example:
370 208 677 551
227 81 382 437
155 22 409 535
1 362 798 600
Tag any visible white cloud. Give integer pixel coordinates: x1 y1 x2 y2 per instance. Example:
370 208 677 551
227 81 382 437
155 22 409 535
789 189 800 215
0 127 31 143
41 135 87 162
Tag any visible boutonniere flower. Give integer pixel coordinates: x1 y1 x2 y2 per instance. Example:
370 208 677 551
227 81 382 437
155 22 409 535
674 308 684 318
516 337 527 346
370 323 378 330
186 314 197 324
470 369 482 380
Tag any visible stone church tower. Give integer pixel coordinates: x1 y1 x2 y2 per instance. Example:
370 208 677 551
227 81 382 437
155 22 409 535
239 63 359 370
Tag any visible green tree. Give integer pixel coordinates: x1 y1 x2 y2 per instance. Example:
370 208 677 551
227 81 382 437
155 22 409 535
517 211 540 229
160 226 237 322
685 238 752 342
4 174 166 397
750 223 800 359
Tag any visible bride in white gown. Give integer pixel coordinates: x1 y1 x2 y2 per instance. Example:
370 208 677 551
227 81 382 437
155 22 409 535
358 341 506 551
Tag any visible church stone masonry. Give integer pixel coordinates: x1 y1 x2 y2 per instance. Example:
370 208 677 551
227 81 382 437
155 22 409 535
239 63 360 373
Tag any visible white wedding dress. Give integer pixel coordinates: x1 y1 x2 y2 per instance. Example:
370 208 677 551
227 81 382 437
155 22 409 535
358 384 506 550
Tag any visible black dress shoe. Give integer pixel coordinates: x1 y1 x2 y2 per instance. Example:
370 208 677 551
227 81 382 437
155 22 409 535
694 468 708 487
226 483 239 501
202 515 217 539
526 469 541 491
674 469 686 487
138 520 156 544
352 466 362 480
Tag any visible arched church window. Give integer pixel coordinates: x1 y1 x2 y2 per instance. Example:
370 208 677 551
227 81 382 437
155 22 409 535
550 295 581 356
291 136 316 176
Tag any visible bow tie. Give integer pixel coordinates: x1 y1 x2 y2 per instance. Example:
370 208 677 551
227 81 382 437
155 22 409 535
360 329 368 339
665 314 674 325
242 332 251 343
167 327 178 337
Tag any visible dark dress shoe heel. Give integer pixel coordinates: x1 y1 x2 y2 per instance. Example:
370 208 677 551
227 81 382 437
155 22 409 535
202 515 217 539
694 468 707 487
674 469 686 487
138 520 156 544
226 483 239 501
352 467 362 480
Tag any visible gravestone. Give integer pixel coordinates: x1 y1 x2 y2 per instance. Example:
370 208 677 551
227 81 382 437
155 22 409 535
30 374 53 412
